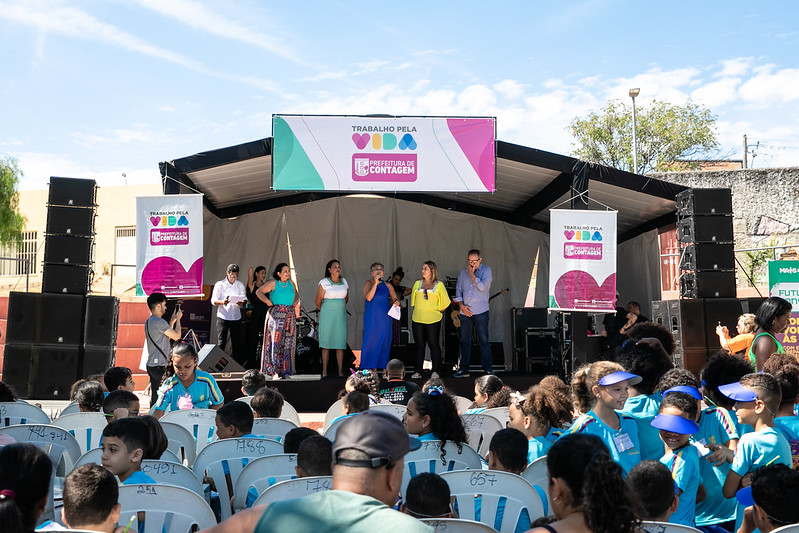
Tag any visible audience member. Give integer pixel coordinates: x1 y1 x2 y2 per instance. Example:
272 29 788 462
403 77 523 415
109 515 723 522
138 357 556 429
340 390 369 418
700 353 754 411
101 418 156 484
487 428 528 474
0 443 52 533
625 323 676 356
296 435 333 477
241 370 267 397
715 313 756 356
403 390 468 452
626 460 678 522
75 380 105 412
153 342 224 418
61 464 121 533
250 387 284 418
763 353 799 468
509 384 571 463
736 463 799 533
139 415 169 460
103 390 140 422
103 367 135 392
655 367 700 394
377 359 419 405
401 473 452 519
215 401 255 439
465 374 510 413
0 381 17 402
282 427 318 454
748 296 792 370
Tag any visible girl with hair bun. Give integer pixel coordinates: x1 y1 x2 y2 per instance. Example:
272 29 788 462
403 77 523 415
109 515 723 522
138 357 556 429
0 443 52 533
510 383 573 463
465 374 510 414
528 434 640 533
566 361 642 474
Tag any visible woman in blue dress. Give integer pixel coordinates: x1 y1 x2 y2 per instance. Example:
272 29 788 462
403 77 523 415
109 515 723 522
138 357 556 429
315 259 349 377
360 262 400 371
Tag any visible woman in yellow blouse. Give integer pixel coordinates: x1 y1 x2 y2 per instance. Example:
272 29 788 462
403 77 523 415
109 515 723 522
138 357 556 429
410 261 451 379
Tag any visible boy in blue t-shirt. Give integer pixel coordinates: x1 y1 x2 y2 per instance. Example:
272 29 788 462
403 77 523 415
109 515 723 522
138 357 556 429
763 353 799 469
651 392 705 527
717 374 792 531
101 418 156 485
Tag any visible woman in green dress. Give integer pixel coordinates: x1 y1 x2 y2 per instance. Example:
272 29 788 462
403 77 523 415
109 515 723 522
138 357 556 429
315 259 349 377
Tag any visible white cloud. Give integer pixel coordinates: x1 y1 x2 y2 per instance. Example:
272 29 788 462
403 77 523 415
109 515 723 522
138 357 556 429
494 79 524 99
738 64 799 104
691 78 741 108
717 57 752 78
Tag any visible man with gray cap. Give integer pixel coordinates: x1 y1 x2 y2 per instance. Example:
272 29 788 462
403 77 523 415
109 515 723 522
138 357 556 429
212 264 247 366
200 410 433 532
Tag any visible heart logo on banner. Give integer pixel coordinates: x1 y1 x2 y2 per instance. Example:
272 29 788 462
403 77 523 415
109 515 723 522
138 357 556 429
352 133 370 149
150 216 161 226
141 257 203 295
554 271 615 308
564 230 575 240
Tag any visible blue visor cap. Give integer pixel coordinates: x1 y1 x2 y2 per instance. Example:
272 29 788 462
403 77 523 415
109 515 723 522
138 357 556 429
664 386 702 400
651 414 699 435
599 371 642 387
719 382 758 402
736 486 755 507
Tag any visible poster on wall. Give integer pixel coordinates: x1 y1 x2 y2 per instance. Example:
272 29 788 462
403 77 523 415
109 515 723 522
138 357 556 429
136 194 204 298
272 114 496 192
768 260 799 358
549 209 618 313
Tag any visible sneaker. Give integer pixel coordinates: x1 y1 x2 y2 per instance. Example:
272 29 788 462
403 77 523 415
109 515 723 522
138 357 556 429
453 370 470 378
484 370 495 376
431 372 440 379
272 373 281 381
410 372 422 379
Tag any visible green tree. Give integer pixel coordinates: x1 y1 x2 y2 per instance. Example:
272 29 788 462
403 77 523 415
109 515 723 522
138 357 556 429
568 99 719 174
0 156 26 248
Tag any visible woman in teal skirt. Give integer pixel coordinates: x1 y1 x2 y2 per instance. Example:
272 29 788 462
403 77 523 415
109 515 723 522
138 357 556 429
315 259 349 377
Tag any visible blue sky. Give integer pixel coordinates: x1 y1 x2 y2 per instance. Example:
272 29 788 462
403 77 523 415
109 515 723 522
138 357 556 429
2 0 798 190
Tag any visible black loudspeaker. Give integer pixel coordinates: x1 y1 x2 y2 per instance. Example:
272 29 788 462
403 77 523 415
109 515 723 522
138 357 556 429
82 346 116 376
2 344 36 397
42 264 91 294
651 300 668 327
44 235 93 266
197 344 245 373
676 188 733 216
48 177 96 208
84 296 120 346
5 292 84 345
680 243 736 271
46 206 94 236
512 307 549 359
680 271 736 298
667 299 706 367
2 344 79 399
677 215 734 244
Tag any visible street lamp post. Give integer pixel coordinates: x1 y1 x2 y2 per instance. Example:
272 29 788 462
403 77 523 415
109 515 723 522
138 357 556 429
629 88 640 174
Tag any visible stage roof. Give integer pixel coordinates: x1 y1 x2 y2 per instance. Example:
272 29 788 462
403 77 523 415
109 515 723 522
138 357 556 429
159 137 688 243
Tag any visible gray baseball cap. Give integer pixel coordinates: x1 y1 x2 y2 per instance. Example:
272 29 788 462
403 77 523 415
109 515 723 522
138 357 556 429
332 410 421 468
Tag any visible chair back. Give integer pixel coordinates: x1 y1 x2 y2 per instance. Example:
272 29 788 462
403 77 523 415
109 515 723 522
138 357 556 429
323 415 353 441
640 521 703 532
159 421 198 466
440 470 546 533
192 437 284 521
232 453 298 511
251 417 297 441
252 476 333 507
401 440 483 499
452 395 473 414
0 401 50 426
322 399 345 431
420 518 499 532
50 412 107 456
280 401 302 426
481 407 510 428
369 403 407 420
117 484 216 532
140 459 204 497
520 455 548 490
460 413 504 455
55 400 81 418
160 408 218 453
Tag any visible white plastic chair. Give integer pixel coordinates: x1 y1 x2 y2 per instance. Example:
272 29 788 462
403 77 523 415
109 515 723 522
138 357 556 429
251 417 298 441
140 459 204 497
641 521 703 532
50 412 107 456
0 401 50 426
460 413 504 456
236 397 301 426
440 470 546 533
452 395 473 414
421 518 499 532
252 475 333 507
160 409 218 453
74 447 181 469
520 455 548 492
55 400 81 418
322 399 345 431
772 526 799 533
232 453 298 511
322 415 352 441
481 407 510 428
1 424 82 521
117 484 216 533
159 421 198 466
192 437 284 521
402 440 483 498
369 403 407 420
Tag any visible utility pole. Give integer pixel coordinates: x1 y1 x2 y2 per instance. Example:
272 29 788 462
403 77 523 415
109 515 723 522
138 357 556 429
743 134 748 169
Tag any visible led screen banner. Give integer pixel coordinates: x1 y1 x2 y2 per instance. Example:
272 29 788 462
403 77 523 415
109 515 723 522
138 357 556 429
549 209 618 313
272 115 496 192
136 194 204 298
768 260 799 358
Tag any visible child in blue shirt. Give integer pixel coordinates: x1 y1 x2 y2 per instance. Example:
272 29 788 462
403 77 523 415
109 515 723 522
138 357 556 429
651 391 705 527
764 353 799 469
153 342 224 417
564 362 642 474
101 418 156 485
508 384 571 464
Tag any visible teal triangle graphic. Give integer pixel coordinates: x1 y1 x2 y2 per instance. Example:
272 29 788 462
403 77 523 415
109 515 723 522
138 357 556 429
273 117 325 190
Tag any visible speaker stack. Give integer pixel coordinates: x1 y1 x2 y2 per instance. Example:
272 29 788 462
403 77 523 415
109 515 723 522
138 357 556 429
2 177 119 399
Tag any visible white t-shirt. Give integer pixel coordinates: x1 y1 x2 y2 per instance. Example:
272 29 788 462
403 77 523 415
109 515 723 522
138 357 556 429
212 278 246 321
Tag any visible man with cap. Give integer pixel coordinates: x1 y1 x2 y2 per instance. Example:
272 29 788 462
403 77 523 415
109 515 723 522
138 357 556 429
199 410 434 532
212 264 247 367
736 463 799 532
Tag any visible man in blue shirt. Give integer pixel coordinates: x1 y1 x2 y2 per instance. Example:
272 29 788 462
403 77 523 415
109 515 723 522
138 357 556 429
453 249 493 378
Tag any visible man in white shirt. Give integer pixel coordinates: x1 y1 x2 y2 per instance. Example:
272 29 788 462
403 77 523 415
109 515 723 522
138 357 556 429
211 264 247 366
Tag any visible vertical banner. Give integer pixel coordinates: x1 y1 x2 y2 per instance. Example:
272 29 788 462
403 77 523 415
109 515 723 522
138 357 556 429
768 260 799 358
549 209 618 312
136 195 204 298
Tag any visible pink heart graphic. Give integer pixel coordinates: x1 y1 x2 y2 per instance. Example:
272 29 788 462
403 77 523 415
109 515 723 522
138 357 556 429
150 216 161 226
554 271 615 310
564 230 575 240
352 133 370 150
141 257 203 296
